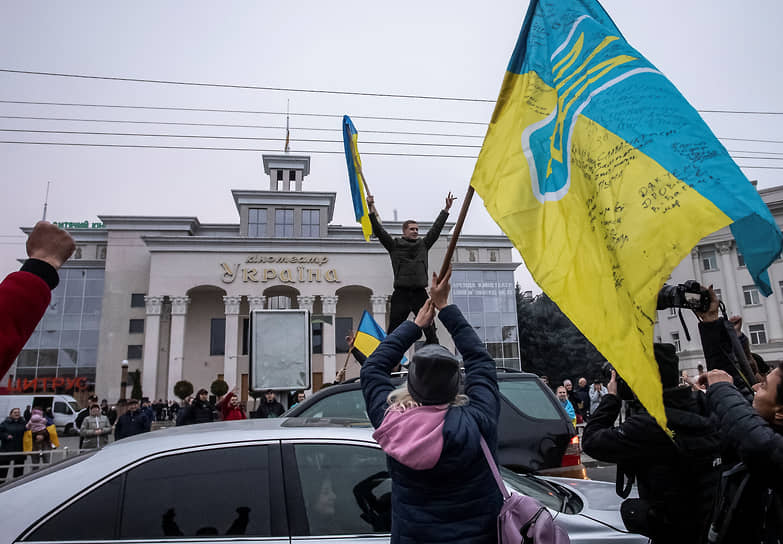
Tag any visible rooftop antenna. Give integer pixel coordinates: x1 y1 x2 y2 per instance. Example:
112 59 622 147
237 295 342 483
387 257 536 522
284 99 290 153
42 181 51 221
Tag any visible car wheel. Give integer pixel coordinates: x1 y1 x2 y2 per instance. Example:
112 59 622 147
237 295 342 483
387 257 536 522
65 424 78 436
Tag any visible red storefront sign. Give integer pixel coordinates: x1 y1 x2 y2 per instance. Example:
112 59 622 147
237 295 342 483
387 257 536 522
1 376 88 393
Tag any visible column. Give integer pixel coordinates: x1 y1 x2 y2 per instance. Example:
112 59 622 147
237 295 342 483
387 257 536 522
223 295 242 388
167 296 190 399
690 248 703 286
716 242 742 318
762 267 783 341
321 295 339 383
297 295 315 313
248 295 266 312
371 294 389 330
141 296 164 400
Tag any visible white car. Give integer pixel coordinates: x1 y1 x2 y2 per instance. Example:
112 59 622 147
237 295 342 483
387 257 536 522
0 418 648 543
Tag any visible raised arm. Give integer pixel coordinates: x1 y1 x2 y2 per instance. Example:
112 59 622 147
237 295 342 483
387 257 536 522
366 195 394 251
423 192 455 249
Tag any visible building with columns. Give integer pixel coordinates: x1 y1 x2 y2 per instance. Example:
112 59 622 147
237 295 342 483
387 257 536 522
11 154 522 406
655 184 783 374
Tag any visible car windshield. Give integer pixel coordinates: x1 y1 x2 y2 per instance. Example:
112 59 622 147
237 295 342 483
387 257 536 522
68 401 80 413
500 467 582 514
498 380 562 420
297 389 368 419
0 451 96 492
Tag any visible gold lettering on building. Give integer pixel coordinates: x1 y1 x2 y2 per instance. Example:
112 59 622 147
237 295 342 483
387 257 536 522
219 263 340 284
246 254 329 265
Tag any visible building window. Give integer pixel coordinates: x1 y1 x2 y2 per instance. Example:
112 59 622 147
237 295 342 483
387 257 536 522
335 317 353 353
275 209 294 237
96 245 107 260
749 324 767 345
210 318 225 356
267 295 291 309
127 345 143 359
671 332 681 352
737 252 745 267
276 170 283 181
248 208 267 237
489 249 498 262
130 293 146 308
468 249 477 262
668 306 677 317
701 249 718 271
312 322 323 354
743 285 760 306
242 318 249 356
301 209 320 238
289 170 296 181
129 319 144 334
714 288 722 301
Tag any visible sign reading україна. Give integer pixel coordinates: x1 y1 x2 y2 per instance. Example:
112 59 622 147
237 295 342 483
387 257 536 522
220 255 340 284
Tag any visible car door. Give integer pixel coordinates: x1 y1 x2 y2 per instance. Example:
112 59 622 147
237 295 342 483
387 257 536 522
283 439 391 543
19 442 289 544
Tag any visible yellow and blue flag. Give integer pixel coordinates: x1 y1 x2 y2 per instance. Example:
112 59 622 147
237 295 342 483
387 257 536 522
354 311 407 364
342 115 372 242
470 0 782 432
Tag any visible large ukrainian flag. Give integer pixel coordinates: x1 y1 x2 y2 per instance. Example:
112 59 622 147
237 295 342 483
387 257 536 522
342 115 372 242
471 0 782 431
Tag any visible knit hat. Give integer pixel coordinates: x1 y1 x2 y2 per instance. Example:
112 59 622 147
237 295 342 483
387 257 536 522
406 344 461 405
654 343 680 389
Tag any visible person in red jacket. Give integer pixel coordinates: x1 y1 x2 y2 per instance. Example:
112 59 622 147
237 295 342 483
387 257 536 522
217 387 247 421
0 221 75 381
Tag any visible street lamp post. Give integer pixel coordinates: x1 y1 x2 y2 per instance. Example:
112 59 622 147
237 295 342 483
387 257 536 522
120 360 129 400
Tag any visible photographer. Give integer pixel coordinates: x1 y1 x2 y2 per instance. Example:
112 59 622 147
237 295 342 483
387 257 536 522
582 344 722 544
695 288 783 543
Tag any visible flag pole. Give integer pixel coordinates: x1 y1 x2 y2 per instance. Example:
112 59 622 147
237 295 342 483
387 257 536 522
437 186 475 281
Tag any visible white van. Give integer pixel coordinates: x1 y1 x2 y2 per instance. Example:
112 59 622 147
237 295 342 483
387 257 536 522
0 394 81 436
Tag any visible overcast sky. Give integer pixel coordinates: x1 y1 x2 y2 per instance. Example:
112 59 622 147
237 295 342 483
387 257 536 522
1 0 780 293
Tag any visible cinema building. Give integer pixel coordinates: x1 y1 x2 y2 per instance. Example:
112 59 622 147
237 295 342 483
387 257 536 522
11 154 522 405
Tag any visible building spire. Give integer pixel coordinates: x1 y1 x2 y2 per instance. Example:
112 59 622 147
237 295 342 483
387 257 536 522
42 180 51 221
284 99 290 153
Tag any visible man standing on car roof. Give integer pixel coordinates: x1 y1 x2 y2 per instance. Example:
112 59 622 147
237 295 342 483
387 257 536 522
366 193 455 344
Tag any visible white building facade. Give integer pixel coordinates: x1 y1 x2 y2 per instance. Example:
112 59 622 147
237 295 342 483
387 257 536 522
655 184 783 374
12 154 522 404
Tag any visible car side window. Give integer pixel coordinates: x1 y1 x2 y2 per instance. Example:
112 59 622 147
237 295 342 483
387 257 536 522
120 445 274 538
26 474 122 541
499 380 562 420
53 401 68 414
297 389 369 420
292 443 391 536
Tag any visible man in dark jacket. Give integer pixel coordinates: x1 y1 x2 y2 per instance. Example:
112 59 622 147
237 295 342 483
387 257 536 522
367 193 454 344
114 399 150 440
0 407 27 482
254 390 284 419
696 287 782 543
178 389 215 425
582 344 722 544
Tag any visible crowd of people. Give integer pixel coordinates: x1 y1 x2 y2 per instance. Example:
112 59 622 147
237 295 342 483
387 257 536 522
1 214 782 543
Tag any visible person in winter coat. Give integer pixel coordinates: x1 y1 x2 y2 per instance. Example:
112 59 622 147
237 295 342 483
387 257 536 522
695 287 782 543
367 193 454 344
588 381 609 414
361 269 502 544
114 399 150 440
178 389 215 425
217 388 246 421
79 404 112 449
253 391 284 419
582 344 722 544
556 386 576 425
0 407 27 482
0 221 75 380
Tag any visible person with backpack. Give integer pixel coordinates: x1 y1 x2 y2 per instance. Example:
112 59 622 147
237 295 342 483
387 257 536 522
696 287 782 543
582 344 722 544
360 269 503 543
